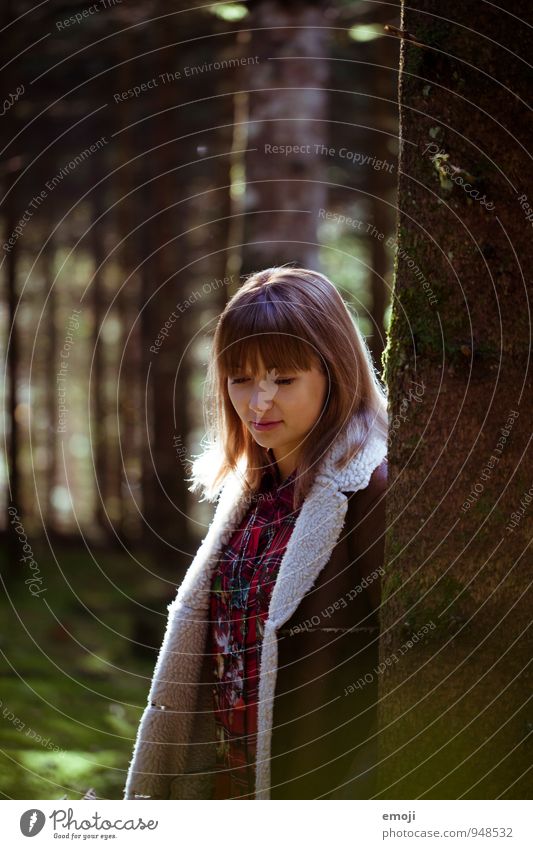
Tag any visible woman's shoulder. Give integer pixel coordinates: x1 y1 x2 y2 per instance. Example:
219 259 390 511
365 457 387 500
343 457 387 519
340 459 387 605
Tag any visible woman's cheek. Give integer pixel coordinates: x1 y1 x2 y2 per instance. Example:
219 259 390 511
290 387 309 413
236 388 251 414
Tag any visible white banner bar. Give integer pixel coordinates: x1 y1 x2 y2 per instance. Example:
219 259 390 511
3 800 530 848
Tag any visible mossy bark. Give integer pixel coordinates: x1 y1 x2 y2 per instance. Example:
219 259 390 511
379 1 532 798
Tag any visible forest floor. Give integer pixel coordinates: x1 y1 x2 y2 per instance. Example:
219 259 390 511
0 541 173 800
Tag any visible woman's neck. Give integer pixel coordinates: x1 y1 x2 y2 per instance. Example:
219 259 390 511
267 448 297 484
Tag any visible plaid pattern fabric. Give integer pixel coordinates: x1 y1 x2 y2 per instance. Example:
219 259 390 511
208 454 301 799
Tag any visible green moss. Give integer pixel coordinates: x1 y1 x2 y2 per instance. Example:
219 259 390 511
382 566 403 602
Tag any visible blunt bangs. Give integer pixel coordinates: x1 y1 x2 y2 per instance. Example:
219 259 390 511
217 298 323 378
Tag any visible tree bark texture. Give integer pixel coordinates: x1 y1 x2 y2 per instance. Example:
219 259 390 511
380 0 532 798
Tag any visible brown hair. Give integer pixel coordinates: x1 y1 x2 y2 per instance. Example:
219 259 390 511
187 266 387 509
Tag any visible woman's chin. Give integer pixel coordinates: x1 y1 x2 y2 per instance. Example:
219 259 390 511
252 433 277 447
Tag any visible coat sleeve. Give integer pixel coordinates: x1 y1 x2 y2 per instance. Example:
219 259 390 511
123 600 213 799
123 478 243 799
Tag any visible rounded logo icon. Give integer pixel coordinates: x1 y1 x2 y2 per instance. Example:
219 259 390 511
20 809 46 837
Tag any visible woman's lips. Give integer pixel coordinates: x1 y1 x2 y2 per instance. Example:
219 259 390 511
250 420 282 431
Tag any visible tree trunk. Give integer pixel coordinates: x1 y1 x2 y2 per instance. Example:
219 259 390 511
90 159 110 540
368 36 394 367
369 191 389 367
3 158 22 584
114 37 142 545
240 0 329 276
141 19 196 574
2 0 23 581
380 0 532 798
43 237 58 533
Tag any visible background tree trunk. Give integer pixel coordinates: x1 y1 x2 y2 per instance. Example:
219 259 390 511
114 38 142 545
142 18 197 573
43 237 58 533
90 163 109 541
3 158 22 586
368 36 394 366
240 0 329 275
380 0 532 798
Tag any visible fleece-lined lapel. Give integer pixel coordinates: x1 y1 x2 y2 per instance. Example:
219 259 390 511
170 467 251 615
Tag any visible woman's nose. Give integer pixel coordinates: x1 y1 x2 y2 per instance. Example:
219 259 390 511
250 392 272 414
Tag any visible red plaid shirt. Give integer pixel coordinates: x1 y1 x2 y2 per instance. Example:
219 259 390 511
208 455 301 799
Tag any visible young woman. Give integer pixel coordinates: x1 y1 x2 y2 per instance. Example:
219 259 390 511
124 266 388 800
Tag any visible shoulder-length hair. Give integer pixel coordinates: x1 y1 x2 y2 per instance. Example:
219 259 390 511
187 266 387 510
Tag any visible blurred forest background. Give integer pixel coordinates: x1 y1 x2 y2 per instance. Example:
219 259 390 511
0 0 400 799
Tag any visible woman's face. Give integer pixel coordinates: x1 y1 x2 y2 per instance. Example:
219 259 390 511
227 355 328 463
